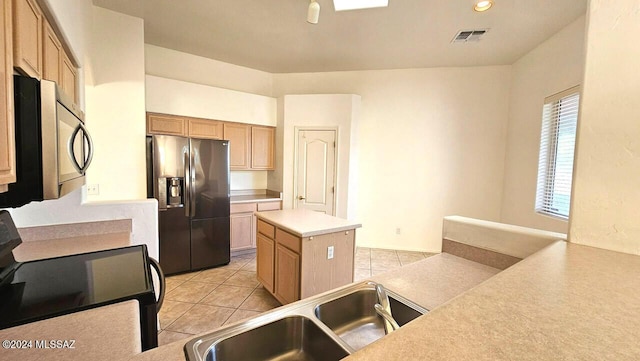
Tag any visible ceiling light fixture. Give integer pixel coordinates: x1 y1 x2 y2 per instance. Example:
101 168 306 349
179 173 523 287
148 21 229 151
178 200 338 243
307 0 320 24
473 0 493 12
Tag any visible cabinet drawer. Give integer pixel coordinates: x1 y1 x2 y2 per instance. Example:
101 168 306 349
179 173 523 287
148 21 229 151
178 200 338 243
257 219 275 239
257 201 281 211
276 228 301 254
230 202 257 214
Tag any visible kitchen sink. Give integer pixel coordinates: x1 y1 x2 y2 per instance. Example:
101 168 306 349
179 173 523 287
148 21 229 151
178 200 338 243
184 282 428 361
201 316 348 361
314 287 426 350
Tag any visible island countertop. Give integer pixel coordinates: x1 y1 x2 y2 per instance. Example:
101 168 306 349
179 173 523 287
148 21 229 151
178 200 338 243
254 209 362 237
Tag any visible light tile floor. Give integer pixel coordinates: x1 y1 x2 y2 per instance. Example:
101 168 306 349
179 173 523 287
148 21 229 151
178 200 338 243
157 247 435 346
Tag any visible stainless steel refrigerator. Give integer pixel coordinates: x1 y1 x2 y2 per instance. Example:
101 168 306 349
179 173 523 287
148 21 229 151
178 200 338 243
146 135 230 275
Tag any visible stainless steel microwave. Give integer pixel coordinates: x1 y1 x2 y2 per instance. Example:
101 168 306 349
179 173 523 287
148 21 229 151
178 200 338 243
0 76 93 208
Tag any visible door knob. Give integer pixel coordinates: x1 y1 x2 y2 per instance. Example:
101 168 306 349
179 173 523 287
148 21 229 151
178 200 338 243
298 196 305 200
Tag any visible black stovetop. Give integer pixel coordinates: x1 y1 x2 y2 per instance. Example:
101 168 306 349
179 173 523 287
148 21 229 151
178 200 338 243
0 245 155 329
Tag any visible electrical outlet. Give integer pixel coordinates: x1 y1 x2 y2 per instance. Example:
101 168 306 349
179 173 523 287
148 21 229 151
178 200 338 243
395 228 401 235
87 184 100 195
327 246 334 260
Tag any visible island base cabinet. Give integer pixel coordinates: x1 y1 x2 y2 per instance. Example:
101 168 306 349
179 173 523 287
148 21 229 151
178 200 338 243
300 231 355 299
256 233 275 293
255 215 357 304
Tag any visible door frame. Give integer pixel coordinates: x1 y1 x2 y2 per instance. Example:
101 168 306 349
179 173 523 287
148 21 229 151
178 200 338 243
293 126 339 216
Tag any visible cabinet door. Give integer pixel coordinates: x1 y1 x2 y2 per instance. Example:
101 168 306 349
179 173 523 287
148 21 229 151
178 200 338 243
0 0 14 191
223 123 250 170
60 51 77 103
251 126 275 170
12 0 42 78
42 19 61 84
230 212 254 251
275 243 300 304
188 118 223 139
256 234 275 293
146 113 187 136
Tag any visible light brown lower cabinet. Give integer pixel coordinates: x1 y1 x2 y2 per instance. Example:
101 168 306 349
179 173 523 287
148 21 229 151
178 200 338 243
275 244 300 304
256 218 356 305
230 213 254 251
230 201 281 252
256 233 275 293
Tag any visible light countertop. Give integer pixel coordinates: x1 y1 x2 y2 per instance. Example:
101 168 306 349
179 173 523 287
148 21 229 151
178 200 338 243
128 252 497 361
229 189 282 204
130 240 640 361
255 209 362 237
345 241 640 361
229 194 282 203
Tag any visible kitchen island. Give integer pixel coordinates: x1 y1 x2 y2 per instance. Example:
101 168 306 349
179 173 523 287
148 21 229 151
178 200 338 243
254 209 362 304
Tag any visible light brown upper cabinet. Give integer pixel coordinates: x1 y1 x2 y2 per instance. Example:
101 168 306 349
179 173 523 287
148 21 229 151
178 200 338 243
0 0 15 192
42 19 60 84
223 123 250 170
147 113 187 136
188 118 223 140
12 0 42 79
60 51 77 103
251 126 275 170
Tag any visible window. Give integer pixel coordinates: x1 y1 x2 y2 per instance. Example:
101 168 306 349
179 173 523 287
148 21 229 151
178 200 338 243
535 86 580 219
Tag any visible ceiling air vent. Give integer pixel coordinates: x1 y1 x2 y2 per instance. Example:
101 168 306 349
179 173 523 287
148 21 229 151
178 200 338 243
451 29 489 43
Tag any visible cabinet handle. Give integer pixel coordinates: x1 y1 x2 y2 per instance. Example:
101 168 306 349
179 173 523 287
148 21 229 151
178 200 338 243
345 231 349 235
309 236 314 240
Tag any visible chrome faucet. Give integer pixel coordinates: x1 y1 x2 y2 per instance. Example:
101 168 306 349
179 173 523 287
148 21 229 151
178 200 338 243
374 284 400 334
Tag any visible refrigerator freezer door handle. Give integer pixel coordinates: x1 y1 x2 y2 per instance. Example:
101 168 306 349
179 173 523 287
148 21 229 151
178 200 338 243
190 149 196 218
184 151 190 217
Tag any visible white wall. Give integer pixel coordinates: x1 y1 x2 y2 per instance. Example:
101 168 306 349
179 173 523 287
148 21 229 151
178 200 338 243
145 44 273 97
500 16 586 233
275 94 360 220
4 189 159 259
84 7 147 201
273 67 511 252
569 0 640 255
145 75 276 126
230 172 268 191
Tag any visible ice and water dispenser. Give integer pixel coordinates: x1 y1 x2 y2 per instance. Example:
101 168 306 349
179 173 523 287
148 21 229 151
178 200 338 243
157 177 184 210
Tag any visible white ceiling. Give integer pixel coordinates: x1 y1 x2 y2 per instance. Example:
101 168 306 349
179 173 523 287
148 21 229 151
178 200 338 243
92 0 587 73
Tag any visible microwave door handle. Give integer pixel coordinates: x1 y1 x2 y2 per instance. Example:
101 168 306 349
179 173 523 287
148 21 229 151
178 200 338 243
68 125 83 174
78 122 94 174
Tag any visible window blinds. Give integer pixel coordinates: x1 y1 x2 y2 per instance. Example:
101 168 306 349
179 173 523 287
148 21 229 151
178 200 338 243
535 86 580 219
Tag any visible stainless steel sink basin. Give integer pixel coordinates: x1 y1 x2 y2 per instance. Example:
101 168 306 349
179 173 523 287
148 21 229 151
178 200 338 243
184 282 428 361
314 287 427 350
201 316 348 361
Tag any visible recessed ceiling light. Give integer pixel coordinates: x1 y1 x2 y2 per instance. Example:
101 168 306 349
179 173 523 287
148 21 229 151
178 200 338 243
473 0 493 12
333 0 389 12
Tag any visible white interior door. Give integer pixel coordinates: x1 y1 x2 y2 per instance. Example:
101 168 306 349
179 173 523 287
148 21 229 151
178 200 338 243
296 130 336 215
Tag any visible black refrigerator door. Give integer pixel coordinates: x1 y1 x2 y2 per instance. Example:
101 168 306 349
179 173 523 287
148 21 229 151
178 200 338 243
158 207 191 275
191 217 230 269
189 139 230 220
